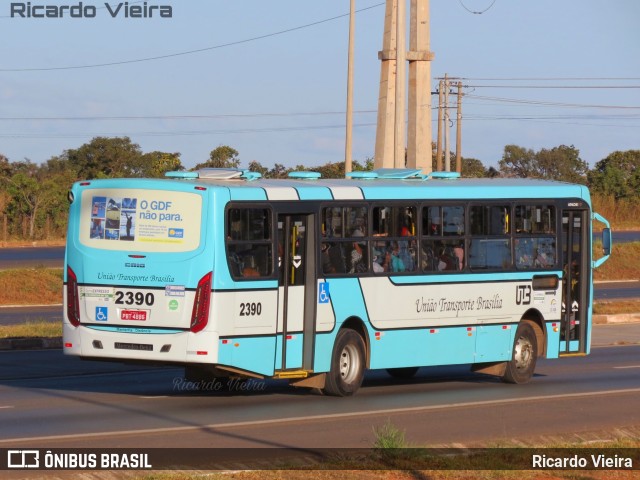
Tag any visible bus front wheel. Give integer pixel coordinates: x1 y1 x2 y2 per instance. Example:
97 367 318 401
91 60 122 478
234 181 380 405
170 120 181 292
323 329 365 397
502 321 538 384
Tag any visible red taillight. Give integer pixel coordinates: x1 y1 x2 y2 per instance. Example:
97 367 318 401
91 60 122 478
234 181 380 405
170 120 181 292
66 266 81 327
190 272 212 333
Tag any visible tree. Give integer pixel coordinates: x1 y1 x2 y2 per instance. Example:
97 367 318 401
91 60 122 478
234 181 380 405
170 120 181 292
141 151 183 178
2 167 43 239
0 154 11 178
194 145 240 170
499 144 588 182
247 160 269 177
267 163 288 179
535 145 588 183
588 150 640 200
461 157 487 178
486 166 500 178
353 157 375 172
499 145 537 178
0 154 11 239
38 157 80 236
42 155 78 177
314 162 344 179
63 137 144 179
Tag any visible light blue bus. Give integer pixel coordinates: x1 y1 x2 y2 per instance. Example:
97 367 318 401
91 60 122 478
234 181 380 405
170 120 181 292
63 168 611 396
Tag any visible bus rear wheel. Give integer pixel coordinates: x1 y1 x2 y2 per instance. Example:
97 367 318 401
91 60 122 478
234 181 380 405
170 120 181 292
502 321 538 384
323 329 365 397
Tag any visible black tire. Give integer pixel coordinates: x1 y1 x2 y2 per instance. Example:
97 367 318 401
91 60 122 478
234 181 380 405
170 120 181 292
386 367 419 379
323 329 366 397
502 321 538 384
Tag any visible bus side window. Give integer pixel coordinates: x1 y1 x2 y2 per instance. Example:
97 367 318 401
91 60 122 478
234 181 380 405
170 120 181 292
226 207 273 280
227 249 244 277
470 239 511 270
321 242 347 275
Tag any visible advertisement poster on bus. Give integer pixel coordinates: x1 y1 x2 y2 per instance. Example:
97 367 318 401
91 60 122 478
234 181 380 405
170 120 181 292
81 189 202 252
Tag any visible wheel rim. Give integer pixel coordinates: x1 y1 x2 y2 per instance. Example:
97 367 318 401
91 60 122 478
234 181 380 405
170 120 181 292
339 343 361 383
514 335 534 370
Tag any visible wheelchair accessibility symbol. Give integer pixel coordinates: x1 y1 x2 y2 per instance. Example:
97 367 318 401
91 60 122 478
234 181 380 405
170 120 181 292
95 306 108 321
318 282 330 304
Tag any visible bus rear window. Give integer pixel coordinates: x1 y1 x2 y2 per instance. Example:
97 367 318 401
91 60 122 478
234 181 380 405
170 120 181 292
79 189 203 252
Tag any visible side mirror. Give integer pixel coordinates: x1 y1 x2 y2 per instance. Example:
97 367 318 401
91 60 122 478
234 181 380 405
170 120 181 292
592 212 611 269
602 227 612 256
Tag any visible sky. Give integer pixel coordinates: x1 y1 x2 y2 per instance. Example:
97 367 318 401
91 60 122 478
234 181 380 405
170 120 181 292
1 0 639 172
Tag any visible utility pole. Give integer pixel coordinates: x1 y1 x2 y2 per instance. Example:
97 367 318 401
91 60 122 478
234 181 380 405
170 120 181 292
436 79 443 171
455 81 462 174
374 0 434 172
406 0 433 173
443 74 450 172
344 0 355 174
393 0 406 168
374 0 397 169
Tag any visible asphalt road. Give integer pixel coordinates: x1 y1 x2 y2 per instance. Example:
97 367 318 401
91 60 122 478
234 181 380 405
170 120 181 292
0 306 63 326
594 280 640 301
0 246 64 270
0 324 639 450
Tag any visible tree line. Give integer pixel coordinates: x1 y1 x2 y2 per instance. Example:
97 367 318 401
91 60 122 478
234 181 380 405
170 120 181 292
1 137 638 241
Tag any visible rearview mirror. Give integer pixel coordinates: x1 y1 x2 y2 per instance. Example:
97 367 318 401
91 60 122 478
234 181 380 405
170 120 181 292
602 227 612 256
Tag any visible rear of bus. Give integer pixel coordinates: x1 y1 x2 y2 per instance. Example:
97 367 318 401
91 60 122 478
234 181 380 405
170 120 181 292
63 178 217 366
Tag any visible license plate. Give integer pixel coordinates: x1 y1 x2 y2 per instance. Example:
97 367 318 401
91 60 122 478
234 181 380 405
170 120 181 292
115 342 152 351
120 310 148 321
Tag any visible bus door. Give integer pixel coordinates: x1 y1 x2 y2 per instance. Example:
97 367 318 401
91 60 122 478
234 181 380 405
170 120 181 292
560 207 590 354
276 213 317 372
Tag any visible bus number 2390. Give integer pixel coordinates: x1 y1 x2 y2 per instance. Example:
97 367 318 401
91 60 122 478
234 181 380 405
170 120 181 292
115 290 155 306
239 302 262 316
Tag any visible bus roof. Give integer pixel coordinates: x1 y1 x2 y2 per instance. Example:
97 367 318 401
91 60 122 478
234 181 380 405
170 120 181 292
73 173 590 203
188 176 589 203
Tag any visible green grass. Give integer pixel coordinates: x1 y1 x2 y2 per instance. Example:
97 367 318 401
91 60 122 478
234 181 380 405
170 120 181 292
593 300 640 315
373 420 408 449
593 241 640 282
0 267 63 305
0 320 62 339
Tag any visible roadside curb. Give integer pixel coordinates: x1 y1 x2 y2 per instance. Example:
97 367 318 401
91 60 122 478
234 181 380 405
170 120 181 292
593 313 640 325
0 337 62 351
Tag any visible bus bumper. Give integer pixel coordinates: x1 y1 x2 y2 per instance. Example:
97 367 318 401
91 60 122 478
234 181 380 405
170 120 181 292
62 323 219 365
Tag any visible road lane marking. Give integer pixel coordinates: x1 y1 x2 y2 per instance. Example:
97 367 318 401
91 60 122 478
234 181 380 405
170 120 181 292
0 406 14 409
2 387 640 444
613 365 640 369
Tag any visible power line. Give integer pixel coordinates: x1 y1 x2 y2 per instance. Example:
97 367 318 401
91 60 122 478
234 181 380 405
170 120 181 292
4 109 639 138
464 94 640 110
0 110 377 122
0 122 378 139
457 0 498 15
465 113 640 119
458 77 640 81
463 116 640 129
465 84 640 89
0 3 384 72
